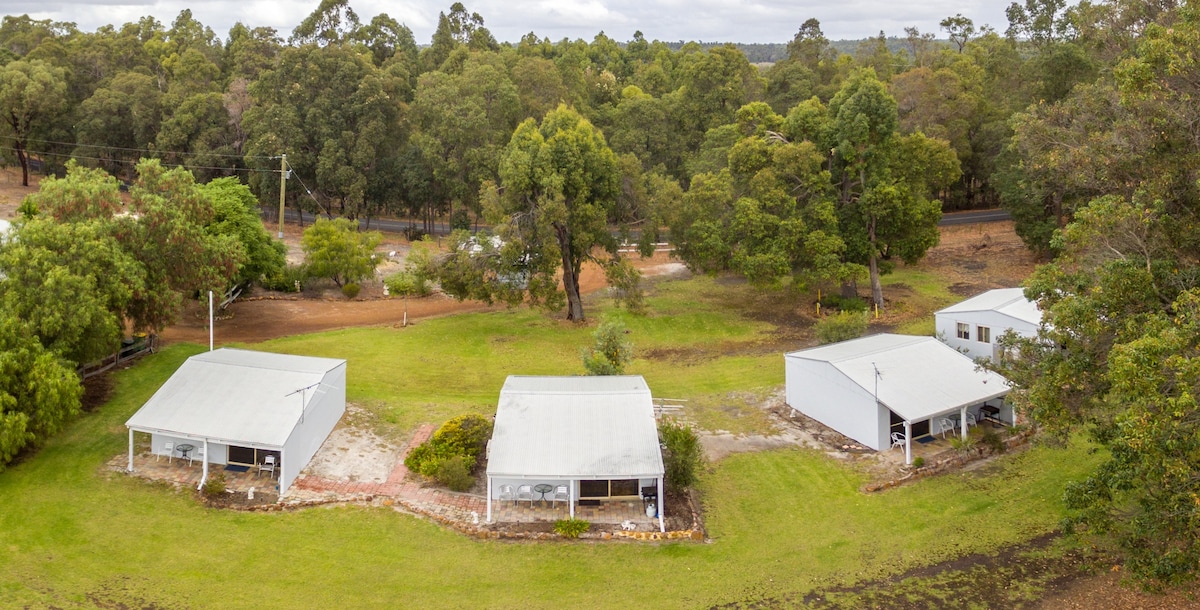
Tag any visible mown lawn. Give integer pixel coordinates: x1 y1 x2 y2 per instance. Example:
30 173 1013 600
0 270 1101 608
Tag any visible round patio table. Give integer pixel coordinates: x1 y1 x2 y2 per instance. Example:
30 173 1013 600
176 443 195 460
533 484 553 503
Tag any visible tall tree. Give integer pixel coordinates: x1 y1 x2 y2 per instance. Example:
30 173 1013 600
439 105 620 321
0 59 67 186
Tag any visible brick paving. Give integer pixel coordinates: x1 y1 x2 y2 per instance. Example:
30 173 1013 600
113 424 667 535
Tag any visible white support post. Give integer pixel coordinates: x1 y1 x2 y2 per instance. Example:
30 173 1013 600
486 477 493 523
657 477 665 533
208 290 213 351
904 420 913 465
960 406 969 441
569 480 575 519
127 428 134 472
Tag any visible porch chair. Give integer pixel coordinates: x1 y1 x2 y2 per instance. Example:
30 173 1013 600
890 432 906 450
552 485 569 508
499 484 514 505
258 455 276 478
190 446 206 466
159 441 174 463
965 412 977 428
938 417 957 439
516 484 534 507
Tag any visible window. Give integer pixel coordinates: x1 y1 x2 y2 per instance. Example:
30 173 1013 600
579 479 640 498
977 325 991 343
956 323 970 340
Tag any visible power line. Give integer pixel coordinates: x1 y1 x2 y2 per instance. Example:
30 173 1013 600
0 146 279 175
0 135 279 161
289 171 331 217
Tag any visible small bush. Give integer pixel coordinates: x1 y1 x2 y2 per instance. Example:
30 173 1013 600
912 456 925 469
980 426 1006 454
950 436 977 453
554 518 590 538
404 414 494 481
581 318 633 375
201 473 226 497
384 270 432 298
260 264 309 292
815 311 868 344
341 282 361 299
435 455 474 491
659 417 704 492
820 294 868 313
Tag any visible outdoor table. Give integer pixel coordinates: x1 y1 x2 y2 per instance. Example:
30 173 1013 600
176 443 195 461
980 405 1002 426
533 484 553 503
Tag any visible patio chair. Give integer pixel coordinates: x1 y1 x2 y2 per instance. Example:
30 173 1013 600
499 484 514 505
159 441 174 463
938 418 957 439
552 485 569 508
258 455 276 478
965 412 977 428
890 432 906 450
516 484 534 507
191 446 206 466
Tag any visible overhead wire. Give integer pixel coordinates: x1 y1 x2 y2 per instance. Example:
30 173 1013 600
0 145 280 175
0 134 280 161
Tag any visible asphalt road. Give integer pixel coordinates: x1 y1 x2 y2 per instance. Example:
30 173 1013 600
939 209 1012 225
264 206 1012 237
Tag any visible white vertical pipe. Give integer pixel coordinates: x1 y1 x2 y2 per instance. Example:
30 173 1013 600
208 290 214 351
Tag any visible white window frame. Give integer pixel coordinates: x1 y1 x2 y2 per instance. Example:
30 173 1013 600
956 322 970 340
977 325 991 343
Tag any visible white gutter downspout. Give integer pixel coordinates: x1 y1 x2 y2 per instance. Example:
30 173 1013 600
486 477 493 523
196 438 210 491
658 477 665 533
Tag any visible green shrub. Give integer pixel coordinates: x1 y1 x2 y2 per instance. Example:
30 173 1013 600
820 294 868 313
449 208 472 231
912 456 925 469
581 318 633 375
659 417 704 492
341 282 361 299
950 435 977 453
815 311 868 344
384 270 432 298
404 414 494 481
980 426 1006 454
434 455 474 491
554 518 590 538
260 264 309 292
201 473 226 497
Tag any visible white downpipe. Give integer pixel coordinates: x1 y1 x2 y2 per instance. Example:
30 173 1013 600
569 480 575 519
657 477 665 533
904 420 913 465
208 290 214 351
196 438 209 491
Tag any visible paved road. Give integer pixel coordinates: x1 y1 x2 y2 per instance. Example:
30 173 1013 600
939 209 1011 225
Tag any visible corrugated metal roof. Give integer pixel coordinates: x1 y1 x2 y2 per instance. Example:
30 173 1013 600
125 348 346 447
936 288 1042 325
786 334 1010 421
486 375 664 479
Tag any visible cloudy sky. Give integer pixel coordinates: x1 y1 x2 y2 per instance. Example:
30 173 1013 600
6 0 1013 44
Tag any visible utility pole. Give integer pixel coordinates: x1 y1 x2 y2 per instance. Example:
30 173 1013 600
278 153 288 239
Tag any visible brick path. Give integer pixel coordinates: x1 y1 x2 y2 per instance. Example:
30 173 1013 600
288 424 489 526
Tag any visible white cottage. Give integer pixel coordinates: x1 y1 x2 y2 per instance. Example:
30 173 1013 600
785 334 1010 464
125 348 346 494
485 375 666 532
935 288 1042 361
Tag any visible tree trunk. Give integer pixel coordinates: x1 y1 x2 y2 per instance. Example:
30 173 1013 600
868 216 884 310
555 223 585 322
15 139 28 187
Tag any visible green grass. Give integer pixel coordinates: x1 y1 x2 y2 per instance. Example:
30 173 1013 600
0 272 1103 608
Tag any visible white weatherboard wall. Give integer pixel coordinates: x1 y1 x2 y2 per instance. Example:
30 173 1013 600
785 357 889 451
936 288 1042 361
280 364 346 493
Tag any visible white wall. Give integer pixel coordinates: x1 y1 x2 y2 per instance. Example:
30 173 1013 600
488 477 658 500
936 311 1038 361
785 356 885 450
280 362 347 494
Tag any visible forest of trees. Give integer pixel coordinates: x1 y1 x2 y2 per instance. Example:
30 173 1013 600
2 0 1200 585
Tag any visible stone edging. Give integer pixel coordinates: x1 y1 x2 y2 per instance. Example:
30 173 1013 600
862 428 1037 493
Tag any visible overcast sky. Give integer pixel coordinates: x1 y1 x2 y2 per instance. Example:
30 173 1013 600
5 0 1013 44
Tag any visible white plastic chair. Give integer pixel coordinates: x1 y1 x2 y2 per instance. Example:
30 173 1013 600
191 446 206 466
965 412 977 428
552 485 569 508
499 484 514 505
258 455 276 478
159 441 174 463
516 484 534 507
938 418 957 439
890 432 906 450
